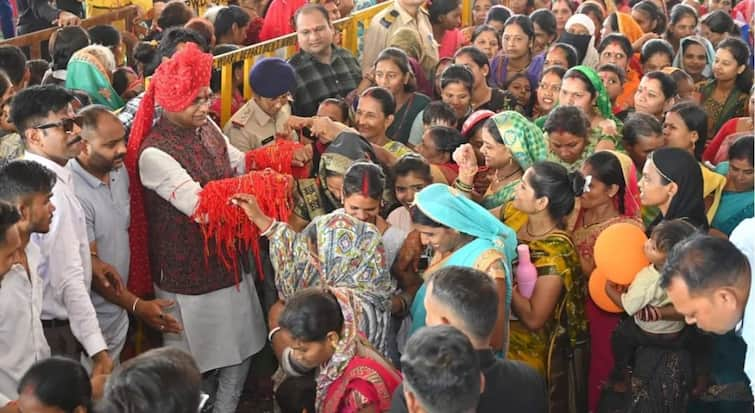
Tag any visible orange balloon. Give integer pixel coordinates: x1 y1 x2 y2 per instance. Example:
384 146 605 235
593 222 649 285
589 268 623 313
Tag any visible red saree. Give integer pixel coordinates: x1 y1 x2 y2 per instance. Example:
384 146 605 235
321 354 402 413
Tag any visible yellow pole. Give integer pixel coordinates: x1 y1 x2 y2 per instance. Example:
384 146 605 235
243 57 253 100
220 63 233 127
462 0 472 27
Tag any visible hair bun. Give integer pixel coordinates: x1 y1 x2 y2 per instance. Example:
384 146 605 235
568 170 586 197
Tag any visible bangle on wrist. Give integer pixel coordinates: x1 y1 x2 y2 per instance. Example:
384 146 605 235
131 297 140 313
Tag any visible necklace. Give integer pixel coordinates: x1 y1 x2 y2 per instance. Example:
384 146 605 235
525 221 558 238
493 166 522 183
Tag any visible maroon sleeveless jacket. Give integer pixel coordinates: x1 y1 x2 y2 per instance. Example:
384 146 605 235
140 118 237 295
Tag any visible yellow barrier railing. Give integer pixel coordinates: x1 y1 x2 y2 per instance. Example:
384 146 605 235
212 0 472 126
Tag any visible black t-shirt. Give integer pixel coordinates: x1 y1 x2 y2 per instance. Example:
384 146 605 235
390 349 548 413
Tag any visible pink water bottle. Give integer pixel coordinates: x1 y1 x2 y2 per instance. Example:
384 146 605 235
516 244 537 298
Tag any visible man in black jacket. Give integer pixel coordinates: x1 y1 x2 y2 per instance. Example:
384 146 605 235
16 0 79 35
392 266 548 413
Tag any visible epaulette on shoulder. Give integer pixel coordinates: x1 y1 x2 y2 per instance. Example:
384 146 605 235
380 9 399 28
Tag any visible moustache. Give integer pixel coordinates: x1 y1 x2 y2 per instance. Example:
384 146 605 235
67 135 83 146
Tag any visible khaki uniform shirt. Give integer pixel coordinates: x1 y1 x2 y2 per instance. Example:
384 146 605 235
362 0 438 77
223 99 293 152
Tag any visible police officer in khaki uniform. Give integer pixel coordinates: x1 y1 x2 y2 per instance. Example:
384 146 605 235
223 57 298 152
362 0 439 79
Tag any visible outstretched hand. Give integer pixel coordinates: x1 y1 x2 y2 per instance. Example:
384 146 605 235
231 193 273 231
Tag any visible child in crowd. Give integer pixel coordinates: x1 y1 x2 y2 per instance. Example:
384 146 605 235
597 63 628 119
605 219 698 387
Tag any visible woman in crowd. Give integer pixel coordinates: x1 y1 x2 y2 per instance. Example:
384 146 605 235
663 101 727 223
0 72 21 163
640 146 708 230
290 133 377 231
598 33 641 114
387 29 434 97
489 15 545 91
664 4 699 54
454 47 517 112
409 64 474 147
43 26 91 86
505 73 534 113
551 0 575 36
631 0 666 36
456 110 547 213
16 357 92 413
373 48 430 145
416 125 465 184
484 5 512 33
711 136 754 237
428 0 464 58
341 162 406 266
703 86 754 164
622 112 664 174
408 183 516 357
634 70 677 121
532 66 565 119
640 39 675 73
234 194 394 354
571 150 643 412
699 37 753 141
471 25 501 61
543 105 596 171
355 87 413 159
65 45 125 110
472 0 500 26
544 66 622 148
674 36 716 87
501 161 588 412
438 63 474 126
700 10 738 47
560 14 599 68
530 8 558 56
544 42 579 68
577 1 606 44
276 288 401 413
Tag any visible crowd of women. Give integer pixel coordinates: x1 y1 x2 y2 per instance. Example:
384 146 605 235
221 0 755 410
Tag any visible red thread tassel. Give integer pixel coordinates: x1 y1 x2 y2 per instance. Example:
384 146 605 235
192 170 291 284
244 137 309 178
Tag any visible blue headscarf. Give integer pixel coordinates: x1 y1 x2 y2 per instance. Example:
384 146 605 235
414 183 518 273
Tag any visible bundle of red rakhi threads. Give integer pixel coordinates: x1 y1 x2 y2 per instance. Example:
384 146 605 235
245 135 309 178
193 169 291 283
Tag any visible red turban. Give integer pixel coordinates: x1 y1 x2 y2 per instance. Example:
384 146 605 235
124 42 214 297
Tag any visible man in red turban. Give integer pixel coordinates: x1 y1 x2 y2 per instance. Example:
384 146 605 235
124 42 267 413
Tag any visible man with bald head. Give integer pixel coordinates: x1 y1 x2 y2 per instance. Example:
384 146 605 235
69 105 182 366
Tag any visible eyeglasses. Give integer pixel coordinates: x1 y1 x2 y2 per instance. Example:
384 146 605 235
33 116 83 134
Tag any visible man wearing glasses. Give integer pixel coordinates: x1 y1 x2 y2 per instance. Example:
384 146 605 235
8 85 113 376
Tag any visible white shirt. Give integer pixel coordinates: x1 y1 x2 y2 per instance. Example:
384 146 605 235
0 242 51 399
25 151 107 357
731 218 755 398
138 122 246 216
